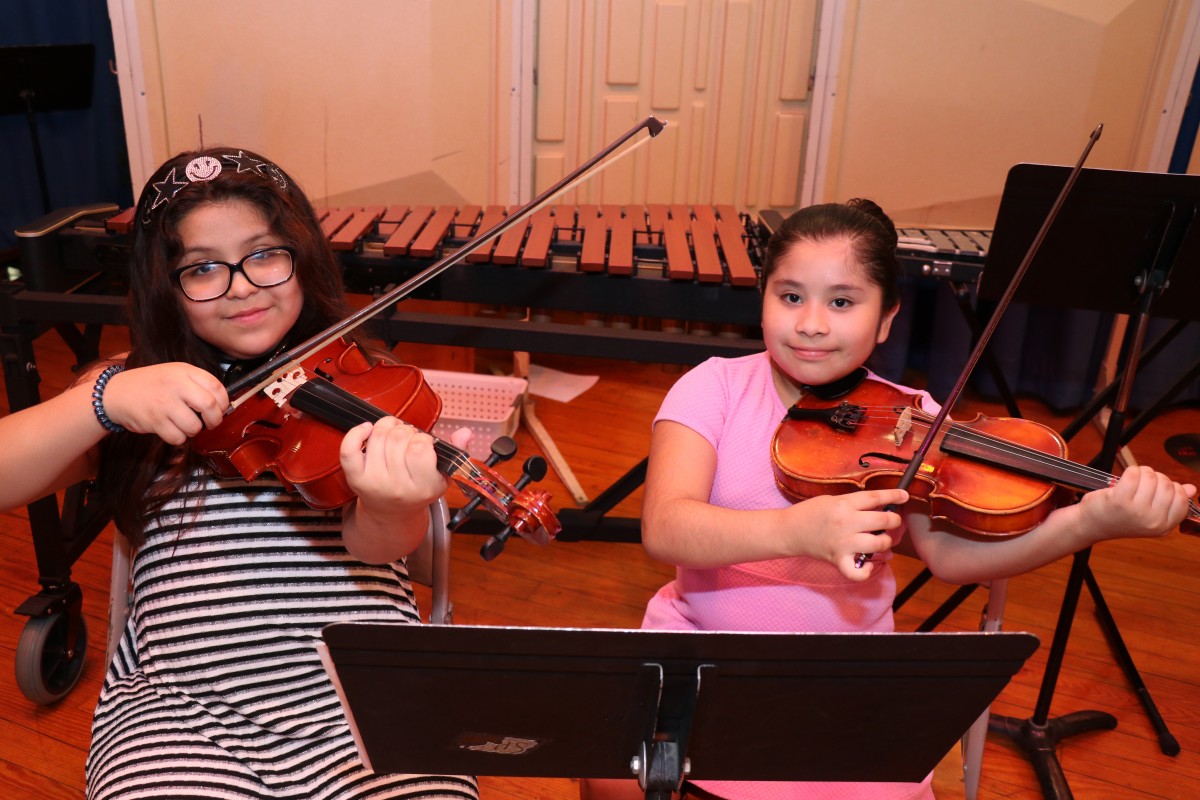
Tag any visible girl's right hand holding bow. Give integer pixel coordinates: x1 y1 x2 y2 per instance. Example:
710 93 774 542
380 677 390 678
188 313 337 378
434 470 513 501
95 363 229 445
786 489 910 580
642 420 909 582
0 361 224 512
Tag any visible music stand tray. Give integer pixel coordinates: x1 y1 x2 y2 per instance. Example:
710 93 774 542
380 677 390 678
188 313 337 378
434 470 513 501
979 163 1200 321
319 623 1037 786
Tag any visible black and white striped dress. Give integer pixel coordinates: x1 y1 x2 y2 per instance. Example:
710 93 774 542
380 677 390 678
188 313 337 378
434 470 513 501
86 474 478 800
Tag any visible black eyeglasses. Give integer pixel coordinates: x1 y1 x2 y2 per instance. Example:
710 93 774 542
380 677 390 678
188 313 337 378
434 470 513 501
171 246 296 302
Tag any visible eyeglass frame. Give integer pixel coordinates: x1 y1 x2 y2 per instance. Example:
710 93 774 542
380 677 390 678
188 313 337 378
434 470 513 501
170 245 298 302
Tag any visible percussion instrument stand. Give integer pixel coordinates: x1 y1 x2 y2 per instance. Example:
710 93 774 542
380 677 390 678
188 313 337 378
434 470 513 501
946 279 1023 418
983 166 1199 800
510 350 590 505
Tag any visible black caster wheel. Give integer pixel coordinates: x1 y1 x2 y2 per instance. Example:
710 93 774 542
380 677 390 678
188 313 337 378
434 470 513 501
15 612 88 705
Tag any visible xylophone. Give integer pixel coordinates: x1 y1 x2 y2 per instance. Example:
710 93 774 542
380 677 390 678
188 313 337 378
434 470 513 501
11 202 778 369
17 202 990 316
325 203 768 329
10 202 991 366
896 227 989 283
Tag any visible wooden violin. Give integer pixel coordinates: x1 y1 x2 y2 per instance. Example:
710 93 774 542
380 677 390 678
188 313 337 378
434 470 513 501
771 377 1200 537
192 338 561 545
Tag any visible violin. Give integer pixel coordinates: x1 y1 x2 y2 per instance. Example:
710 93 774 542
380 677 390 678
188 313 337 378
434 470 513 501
771 376 1200 536
193 337 561 545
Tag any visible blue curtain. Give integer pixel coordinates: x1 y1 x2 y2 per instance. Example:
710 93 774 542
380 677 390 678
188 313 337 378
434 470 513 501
1 0 132 251
871 277 1200 416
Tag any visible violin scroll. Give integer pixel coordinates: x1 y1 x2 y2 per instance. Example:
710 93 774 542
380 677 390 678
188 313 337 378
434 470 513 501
470 456 559 561
448 436 518 529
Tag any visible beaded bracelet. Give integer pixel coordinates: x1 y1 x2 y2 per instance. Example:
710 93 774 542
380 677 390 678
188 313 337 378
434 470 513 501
91 364 126 434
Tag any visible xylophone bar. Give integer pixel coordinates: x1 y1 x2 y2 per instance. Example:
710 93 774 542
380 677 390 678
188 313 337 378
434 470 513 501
316 203 763 288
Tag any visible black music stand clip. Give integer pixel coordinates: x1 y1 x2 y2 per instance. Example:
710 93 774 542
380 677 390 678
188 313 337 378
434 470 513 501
319 623 1037 798
980 163 1200 798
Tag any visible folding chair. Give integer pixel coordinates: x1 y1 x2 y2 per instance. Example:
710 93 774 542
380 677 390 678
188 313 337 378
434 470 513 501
896 565 1009 800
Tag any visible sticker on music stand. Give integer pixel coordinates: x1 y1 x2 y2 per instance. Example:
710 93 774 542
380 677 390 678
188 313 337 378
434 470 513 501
1164 433 1200 472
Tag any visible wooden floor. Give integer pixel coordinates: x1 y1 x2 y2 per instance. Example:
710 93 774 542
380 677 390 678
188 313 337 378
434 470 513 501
2 322 1199 799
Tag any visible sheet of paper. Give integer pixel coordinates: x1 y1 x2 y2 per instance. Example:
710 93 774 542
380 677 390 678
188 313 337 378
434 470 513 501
527 363 599 403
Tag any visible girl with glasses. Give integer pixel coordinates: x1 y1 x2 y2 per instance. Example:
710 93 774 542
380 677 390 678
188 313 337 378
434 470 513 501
0 147 477 800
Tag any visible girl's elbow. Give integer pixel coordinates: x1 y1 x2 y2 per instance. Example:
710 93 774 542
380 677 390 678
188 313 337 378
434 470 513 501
640 525 670 563
915 548 979 586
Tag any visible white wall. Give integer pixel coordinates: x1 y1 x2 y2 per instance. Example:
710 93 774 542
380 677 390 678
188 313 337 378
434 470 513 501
109 0 1197 227
110 0 518 207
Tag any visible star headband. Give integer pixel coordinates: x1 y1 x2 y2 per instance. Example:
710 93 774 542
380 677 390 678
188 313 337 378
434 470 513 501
140 150 289 224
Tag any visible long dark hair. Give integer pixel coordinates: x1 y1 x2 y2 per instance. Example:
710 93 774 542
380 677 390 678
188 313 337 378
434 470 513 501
761 198 901 311
97 147 349 545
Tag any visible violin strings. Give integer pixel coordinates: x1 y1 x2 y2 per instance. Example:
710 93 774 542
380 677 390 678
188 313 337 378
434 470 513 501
432 440 488 483
874 409 1110 482
290 379 490 485
819 404 1116 487
833 409 1200 519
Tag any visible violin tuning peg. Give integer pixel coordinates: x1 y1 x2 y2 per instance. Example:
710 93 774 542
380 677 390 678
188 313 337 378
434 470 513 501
522 456 548 483
480 527 513 561
448 501 476 531
486 436 518 466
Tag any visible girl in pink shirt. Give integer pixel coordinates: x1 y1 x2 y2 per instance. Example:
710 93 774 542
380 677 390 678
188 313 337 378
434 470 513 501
582 199 1194 800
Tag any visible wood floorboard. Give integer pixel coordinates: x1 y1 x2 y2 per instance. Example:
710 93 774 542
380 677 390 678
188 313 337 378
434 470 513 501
1 323 1198 799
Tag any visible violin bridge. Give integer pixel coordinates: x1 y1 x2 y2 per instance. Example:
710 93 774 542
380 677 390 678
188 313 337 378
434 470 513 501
265 366 308 408
891 407 913 447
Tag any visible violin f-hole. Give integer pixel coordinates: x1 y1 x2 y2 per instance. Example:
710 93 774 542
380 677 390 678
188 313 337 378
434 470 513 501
858 451 910 470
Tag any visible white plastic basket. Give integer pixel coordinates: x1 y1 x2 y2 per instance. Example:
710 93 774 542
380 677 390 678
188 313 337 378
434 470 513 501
424 369 527 460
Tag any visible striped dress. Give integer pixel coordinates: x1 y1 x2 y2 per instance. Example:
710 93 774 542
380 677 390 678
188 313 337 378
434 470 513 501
86 474 478 800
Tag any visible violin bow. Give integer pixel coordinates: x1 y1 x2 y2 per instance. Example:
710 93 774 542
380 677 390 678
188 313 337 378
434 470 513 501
855 123 1104 568
225 116 668 408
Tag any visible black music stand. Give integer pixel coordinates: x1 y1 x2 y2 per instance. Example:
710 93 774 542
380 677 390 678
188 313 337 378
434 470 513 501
0 44 95 214
319 623 1038 797
978 163 1200 798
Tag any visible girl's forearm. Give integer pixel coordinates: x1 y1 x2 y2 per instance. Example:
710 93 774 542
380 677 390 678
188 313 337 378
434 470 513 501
642 498 794 568
342 499 429 565
912 503 1096 585
0 380 103 511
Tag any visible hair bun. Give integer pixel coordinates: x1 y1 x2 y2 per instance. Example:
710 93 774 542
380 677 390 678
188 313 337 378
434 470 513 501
846 197 897 244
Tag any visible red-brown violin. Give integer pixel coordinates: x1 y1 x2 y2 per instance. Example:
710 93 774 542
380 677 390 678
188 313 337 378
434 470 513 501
193 338 561 545
771 376 1200 537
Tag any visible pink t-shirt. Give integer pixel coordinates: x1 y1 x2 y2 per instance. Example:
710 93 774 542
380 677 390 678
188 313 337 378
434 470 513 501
643 352 937 800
